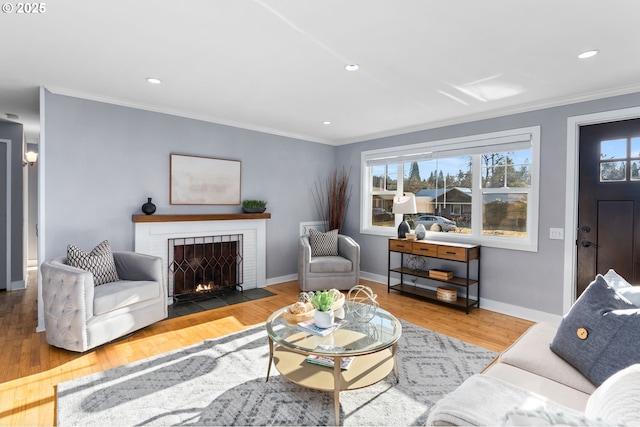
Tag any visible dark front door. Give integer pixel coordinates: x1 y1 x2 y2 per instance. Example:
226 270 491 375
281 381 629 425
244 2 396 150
577 118 640 295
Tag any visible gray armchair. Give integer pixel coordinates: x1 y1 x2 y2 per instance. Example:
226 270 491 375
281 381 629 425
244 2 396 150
298 234 360 291
41 251 167 352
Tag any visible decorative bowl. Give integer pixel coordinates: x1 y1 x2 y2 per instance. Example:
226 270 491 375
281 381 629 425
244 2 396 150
332 292 345 311
283 306 315 325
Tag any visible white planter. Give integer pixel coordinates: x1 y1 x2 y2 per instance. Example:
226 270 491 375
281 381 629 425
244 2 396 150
314 310 334 328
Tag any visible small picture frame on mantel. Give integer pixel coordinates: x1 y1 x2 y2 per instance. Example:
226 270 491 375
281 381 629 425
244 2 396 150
170 154 241 205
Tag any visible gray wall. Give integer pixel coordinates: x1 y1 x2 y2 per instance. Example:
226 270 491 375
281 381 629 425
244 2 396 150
0 120 24 287
26 142 38 263
42 91 335 279
337 91 640 316
42 89 640 318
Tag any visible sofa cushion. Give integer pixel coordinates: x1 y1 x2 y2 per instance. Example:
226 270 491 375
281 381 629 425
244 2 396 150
550 274 640 386
484 363 591 412
67 240 120 286
309 256 352 273
93 280 160 316
309 228 339 257
425 374 586 427
497 322 596 396
585 363 640 426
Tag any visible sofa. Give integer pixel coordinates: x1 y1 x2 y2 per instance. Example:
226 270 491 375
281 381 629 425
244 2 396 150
298 229 360 291
426 269 640 426
41 250 168 352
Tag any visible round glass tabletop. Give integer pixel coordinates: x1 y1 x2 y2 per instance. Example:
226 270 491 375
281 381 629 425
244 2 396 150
266 305 402 357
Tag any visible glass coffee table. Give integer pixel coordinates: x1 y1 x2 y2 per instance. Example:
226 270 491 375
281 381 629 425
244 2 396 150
265 306 402 425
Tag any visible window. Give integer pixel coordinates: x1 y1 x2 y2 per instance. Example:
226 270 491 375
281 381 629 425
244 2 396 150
600 137 640 182
361 127 540 251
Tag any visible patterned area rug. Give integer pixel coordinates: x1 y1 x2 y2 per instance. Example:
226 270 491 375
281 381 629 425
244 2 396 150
56 320 497 426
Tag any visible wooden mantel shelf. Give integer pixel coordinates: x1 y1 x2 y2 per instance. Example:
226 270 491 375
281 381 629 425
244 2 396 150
132 213 271 223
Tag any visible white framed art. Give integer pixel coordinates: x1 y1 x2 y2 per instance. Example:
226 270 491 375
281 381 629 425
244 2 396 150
170 154 241 205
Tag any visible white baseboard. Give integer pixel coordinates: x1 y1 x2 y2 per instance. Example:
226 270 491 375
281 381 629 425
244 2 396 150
266 274 297 287
9 279 26 291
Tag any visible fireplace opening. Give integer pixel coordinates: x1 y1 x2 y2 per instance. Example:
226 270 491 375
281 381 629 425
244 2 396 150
168 234 243 303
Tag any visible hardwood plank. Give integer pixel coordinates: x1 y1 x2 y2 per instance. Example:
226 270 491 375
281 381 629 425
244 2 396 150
0 274 533 426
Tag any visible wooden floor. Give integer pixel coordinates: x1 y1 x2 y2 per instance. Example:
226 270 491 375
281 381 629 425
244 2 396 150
0 275 533 426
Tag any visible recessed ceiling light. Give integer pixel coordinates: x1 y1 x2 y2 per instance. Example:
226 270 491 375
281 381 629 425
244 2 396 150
146 77 162 84
345 63 359 71
578 50 599 59
322 121 332 125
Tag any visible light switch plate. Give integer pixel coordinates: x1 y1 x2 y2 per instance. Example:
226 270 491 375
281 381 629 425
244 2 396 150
550 228 564 240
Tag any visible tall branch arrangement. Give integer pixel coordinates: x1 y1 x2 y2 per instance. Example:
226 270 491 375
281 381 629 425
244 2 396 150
313 167 352 233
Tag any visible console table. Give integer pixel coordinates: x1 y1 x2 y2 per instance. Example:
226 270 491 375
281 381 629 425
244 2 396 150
387 238 480 313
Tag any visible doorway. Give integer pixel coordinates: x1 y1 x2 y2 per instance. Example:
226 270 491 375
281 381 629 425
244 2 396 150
576 118 640 295
564 107 640 313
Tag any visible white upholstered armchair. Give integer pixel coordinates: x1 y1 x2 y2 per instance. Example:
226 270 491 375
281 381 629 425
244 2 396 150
41 251 167 352
298 231 360 292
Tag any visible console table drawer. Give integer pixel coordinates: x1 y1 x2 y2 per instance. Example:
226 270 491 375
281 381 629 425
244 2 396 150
389 239 413 253
412 243 438 257
437 246 467 261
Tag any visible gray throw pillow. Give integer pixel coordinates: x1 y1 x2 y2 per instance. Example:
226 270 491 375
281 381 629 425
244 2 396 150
550 274 640 386
67 240 120 286
309 229 339 257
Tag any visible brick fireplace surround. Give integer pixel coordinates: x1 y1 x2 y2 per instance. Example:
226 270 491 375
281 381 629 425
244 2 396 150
132 213 270 304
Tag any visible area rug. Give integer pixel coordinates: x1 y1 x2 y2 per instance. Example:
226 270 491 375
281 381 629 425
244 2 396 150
56 320 497 426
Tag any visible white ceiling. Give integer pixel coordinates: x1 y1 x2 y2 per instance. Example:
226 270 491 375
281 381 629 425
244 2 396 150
2 0 640 146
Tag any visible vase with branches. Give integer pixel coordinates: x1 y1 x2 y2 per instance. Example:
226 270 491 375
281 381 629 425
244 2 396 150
313 166 352 233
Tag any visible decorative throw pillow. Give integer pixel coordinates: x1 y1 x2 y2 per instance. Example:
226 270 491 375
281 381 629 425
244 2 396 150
550 274 640 386
308 228 339 257
67 240 120 286
586 363 640 426
618 286 640 307
603 268 632 290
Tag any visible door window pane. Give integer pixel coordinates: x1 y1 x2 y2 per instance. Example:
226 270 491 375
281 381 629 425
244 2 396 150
601 139 627 160
600 161 626 181
482 193 527 238
631 161 640 181
631 137 640 158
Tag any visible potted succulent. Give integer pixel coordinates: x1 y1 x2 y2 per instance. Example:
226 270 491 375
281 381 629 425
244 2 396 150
310 290 336 328
242 199 267 213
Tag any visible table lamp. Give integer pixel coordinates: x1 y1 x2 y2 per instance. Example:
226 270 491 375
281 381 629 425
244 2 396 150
392 193 417 238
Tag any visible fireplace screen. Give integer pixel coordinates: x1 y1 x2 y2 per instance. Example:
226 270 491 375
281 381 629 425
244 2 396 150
168 234 243 303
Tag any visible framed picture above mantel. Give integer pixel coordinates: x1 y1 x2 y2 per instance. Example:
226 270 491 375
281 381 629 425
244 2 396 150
170 154 241 205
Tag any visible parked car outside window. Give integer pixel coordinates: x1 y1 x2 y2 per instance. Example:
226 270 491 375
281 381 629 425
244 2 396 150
415 215 457 232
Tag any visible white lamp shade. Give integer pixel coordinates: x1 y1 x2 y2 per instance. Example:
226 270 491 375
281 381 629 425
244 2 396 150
392 193 417 215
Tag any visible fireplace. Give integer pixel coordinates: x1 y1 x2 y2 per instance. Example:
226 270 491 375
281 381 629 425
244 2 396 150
133 213 269 305
168 234 243 303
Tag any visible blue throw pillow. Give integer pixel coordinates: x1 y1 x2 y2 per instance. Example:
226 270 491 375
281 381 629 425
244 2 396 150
550 274 640 386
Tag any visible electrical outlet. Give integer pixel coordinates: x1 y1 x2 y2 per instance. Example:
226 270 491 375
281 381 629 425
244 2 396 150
550 228 564 240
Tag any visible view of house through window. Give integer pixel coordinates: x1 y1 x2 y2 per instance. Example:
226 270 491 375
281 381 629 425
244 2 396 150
362 127 540 251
